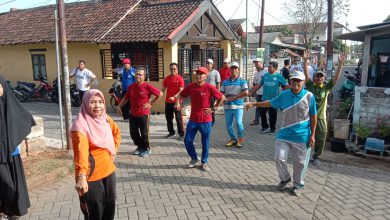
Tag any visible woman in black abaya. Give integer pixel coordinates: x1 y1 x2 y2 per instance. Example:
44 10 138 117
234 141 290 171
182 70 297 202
0 76 35 219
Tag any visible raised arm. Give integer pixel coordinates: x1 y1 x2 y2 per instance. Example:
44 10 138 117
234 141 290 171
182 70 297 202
333 53 346 83
303 49 310 83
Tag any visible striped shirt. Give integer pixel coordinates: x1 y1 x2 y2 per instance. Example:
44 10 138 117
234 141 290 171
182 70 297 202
221 77 248 109
270 89 317 143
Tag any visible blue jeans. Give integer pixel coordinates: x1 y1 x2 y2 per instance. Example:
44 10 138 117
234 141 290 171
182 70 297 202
184 120 212 164
224 109 244 140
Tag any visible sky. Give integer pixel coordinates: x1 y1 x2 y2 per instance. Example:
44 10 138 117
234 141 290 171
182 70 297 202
0 0 389 31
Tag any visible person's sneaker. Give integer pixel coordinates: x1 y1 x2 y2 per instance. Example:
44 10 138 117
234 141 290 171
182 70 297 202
269 129 276 135
312 158 320 166
260 127 270 133
291 185 304 196
277 178 291 190
178 135 185 141
250 120 259 125
139 149 152 157
202 163 210 172
133 147 142 155
225 140 237 147
165 133 176 138
188 157 200 168
236 138 244 148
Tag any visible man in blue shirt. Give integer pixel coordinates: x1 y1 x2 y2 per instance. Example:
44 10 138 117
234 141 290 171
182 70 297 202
246 71 317 196
250 61 289 134
220 62 249 148
118 58 136 120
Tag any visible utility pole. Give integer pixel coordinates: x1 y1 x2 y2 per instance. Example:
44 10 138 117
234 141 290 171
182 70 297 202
245 0 248 81
258 0 265 48
326 0 334 78
57 0 72 150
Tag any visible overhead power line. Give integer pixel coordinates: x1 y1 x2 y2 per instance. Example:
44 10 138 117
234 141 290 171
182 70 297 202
228 0 244 20
249 0 287 25
0 0 18 7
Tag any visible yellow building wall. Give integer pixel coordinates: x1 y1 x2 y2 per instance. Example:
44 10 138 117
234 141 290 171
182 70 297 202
220 40 232 61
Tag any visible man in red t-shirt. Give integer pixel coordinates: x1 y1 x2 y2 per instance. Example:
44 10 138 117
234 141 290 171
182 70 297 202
219 58 231 84
117 68 163 157
174 67 225 171
161 63 185 140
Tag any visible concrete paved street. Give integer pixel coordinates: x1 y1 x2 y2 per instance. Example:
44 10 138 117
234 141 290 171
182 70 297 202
20 102 390 220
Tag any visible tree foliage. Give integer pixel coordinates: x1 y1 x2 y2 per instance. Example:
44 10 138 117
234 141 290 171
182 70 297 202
264 26 293 36
283 0 350 48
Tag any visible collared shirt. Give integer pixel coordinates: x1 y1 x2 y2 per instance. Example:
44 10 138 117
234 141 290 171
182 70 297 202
120 67 136 92
206 69 221 87
125 82 161 117
163 74 184 103
253 68 268 95
260 72 288 101
270 89 317 143
220 77 248 109
181 83 223 123
306 79 334 119
70 68 96 91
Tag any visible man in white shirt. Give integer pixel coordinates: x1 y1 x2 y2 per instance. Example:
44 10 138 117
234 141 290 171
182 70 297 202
250 58 267 125
289 57 303 73
70 60 97 101
205 58 221 125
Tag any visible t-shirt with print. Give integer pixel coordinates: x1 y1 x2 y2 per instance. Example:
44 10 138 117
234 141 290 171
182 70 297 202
163 74 184 103
260 72 288 101
124 82 161 117
289 64 303 73
206 69 221 87
180 83 223 123
220 77 248 109
270 89 317 143
305 79 334 119
253 68 267 95
71 68 96 91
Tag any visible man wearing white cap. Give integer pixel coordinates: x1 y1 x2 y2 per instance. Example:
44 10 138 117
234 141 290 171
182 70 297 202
221 62 249 148
250 58 267 126
206 58 221 125
245 71 317 196
219 58 231 83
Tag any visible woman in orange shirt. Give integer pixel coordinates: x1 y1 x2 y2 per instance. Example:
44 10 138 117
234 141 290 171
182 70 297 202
71 89 121 220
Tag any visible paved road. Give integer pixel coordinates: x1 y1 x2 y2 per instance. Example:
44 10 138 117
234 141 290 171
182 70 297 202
20 102 390 220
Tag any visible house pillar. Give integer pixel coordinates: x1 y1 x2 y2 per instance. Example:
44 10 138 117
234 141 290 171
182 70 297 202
361 32 371 87
158 41 178 76
220 40 231 60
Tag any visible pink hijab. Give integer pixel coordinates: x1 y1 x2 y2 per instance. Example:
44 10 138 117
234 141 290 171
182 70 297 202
71 89 115 156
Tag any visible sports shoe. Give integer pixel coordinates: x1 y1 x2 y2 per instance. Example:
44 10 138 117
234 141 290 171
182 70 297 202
291 185 304 196
178 135 185 141
225 140 237 147
139 149 152 157
165 133 176 138
202 163 210 172
133 147 142 155
260 127 270 133
277 178 291 190
312 158 320 166
236 138 244 148
269 129 276 135
188 157 200 168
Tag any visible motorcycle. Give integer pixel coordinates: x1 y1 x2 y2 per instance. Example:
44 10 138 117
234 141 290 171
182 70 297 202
51 77 81 107
7 80 27 102
108 79 122 112
339 69 361 101
15 75 54 102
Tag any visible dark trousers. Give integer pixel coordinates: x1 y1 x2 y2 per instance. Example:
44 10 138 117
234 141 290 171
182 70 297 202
79 90 87 102
79 172 116 220
254 95 263 122
129 114 150 150
121 91 130 120
210 98 216 125
165 103 184 136
260 107 277 130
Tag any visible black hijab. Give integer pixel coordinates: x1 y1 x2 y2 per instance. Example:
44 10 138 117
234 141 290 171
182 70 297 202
0 76 35 163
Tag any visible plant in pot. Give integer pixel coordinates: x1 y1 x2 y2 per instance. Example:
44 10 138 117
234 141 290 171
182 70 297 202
354 123 371 146
376 116 390 144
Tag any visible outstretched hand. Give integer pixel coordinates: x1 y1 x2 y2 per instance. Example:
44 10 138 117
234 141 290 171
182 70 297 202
303 49 310 60
245 103 255 111
338 52 347 64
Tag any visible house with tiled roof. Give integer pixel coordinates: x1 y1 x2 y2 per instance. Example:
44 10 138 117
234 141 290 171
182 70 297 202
0 0 238 112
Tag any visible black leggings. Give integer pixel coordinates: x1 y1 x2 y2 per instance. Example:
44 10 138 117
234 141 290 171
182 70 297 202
79 172 116 220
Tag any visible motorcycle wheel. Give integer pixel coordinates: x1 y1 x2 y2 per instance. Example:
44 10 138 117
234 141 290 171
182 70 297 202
51 92 58 103
15 91 28 102
110 96 118 111
72 98 81 107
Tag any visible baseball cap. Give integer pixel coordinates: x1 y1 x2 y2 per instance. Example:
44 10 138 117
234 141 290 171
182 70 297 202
122 58 131 65
253 58 263 62
230 61 239 68
206 58 214 64
290 71 305 81
315 71 325 77
195 67 209 76
223 58 230 63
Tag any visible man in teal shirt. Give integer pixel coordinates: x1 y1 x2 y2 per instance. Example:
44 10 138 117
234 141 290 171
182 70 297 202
250 61 289 134
303 50 346 165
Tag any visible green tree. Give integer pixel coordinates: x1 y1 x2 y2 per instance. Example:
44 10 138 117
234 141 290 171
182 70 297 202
283 0 350 48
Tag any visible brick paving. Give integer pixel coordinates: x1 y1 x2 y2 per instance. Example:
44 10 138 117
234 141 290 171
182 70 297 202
20 102 390 220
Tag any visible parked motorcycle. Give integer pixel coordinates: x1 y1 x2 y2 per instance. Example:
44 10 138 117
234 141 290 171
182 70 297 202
338 69 362 101
108 80 122 111
15 75 54 102
51 77 81 107
7 80 27 102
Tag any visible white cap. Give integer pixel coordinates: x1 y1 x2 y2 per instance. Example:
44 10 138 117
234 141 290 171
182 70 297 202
253 58 263 62
223 58 230 63
230 61 239 68
290 71 305 81
206 58 213 64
